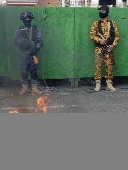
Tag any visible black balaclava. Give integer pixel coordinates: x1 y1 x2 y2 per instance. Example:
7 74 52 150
23 17 32 28
99 12 108 18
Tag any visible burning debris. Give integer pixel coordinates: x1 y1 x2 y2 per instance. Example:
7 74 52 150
9 108 30 113
9 95 50 113
9 110 19 113
36 96 50 113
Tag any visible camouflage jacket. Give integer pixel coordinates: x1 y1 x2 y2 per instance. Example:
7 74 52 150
90 19 119 47
14 25 43 50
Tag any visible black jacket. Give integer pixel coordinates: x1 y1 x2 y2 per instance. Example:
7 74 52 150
99 0 116 5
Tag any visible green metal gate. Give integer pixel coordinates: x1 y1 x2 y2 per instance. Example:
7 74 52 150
0 7 127 80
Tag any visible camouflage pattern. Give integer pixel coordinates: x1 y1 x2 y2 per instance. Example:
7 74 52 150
19 51 38 84
94 47 114 80
14 26 43 84
90 20 119 46
90 19 119 80
14 27 42 50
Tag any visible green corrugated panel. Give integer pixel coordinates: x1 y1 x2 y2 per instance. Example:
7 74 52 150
0 7 127 79
39 7 75 79
108 8 128 76
74 7 97 78
112 8 128 76
0 7 8 76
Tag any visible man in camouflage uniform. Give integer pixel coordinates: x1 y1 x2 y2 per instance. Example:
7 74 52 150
14 11 43 95
90 5 119 92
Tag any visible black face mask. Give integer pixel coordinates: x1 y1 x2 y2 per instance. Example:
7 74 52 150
23 19 31 28
99 12 108 18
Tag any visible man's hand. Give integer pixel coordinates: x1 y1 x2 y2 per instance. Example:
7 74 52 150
99 39 106 45
107 45 114 52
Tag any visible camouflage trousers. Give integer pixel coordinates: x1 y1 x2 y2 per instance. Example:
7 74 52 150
94 47 114 80
19 51 38 84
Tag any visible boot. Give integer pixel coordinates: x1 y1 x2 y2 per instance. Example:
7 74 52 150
19 84 28 95
31 84 43 95
106 79 116 92
94 80 101 92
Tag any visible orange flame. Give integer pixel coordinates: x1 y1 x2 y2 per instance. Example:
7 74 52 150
36 96 50 113
9 110 19 113
9 95 50 113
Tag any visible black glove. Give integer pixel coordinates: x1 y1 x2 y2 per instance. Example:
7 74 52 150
19 39 31 51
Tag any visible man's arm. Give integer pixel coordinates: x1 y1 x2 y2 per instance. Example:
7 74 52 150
31 28 43 63
31 28 43 56
90 21 101 43
36 28 43 49
112 20 119 47
107 21 119 52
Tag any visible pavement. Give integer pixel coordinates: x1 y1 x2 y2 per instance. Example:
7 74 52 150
0 77 128 113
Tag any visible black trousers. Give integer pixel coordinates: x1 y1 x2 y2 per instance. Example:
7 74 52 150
99 0 116 5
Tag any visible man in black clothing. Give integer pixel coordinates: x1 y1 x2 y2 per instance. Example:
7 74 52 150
14 11 43 95
99 0 116 6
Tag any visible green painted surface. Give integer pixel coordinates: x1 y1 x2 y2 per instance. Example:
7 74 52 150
0 7 8 76
0 7 127 79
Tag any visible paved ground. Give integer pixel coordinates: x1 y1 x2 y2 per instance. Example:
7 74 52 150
1 77 128 113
